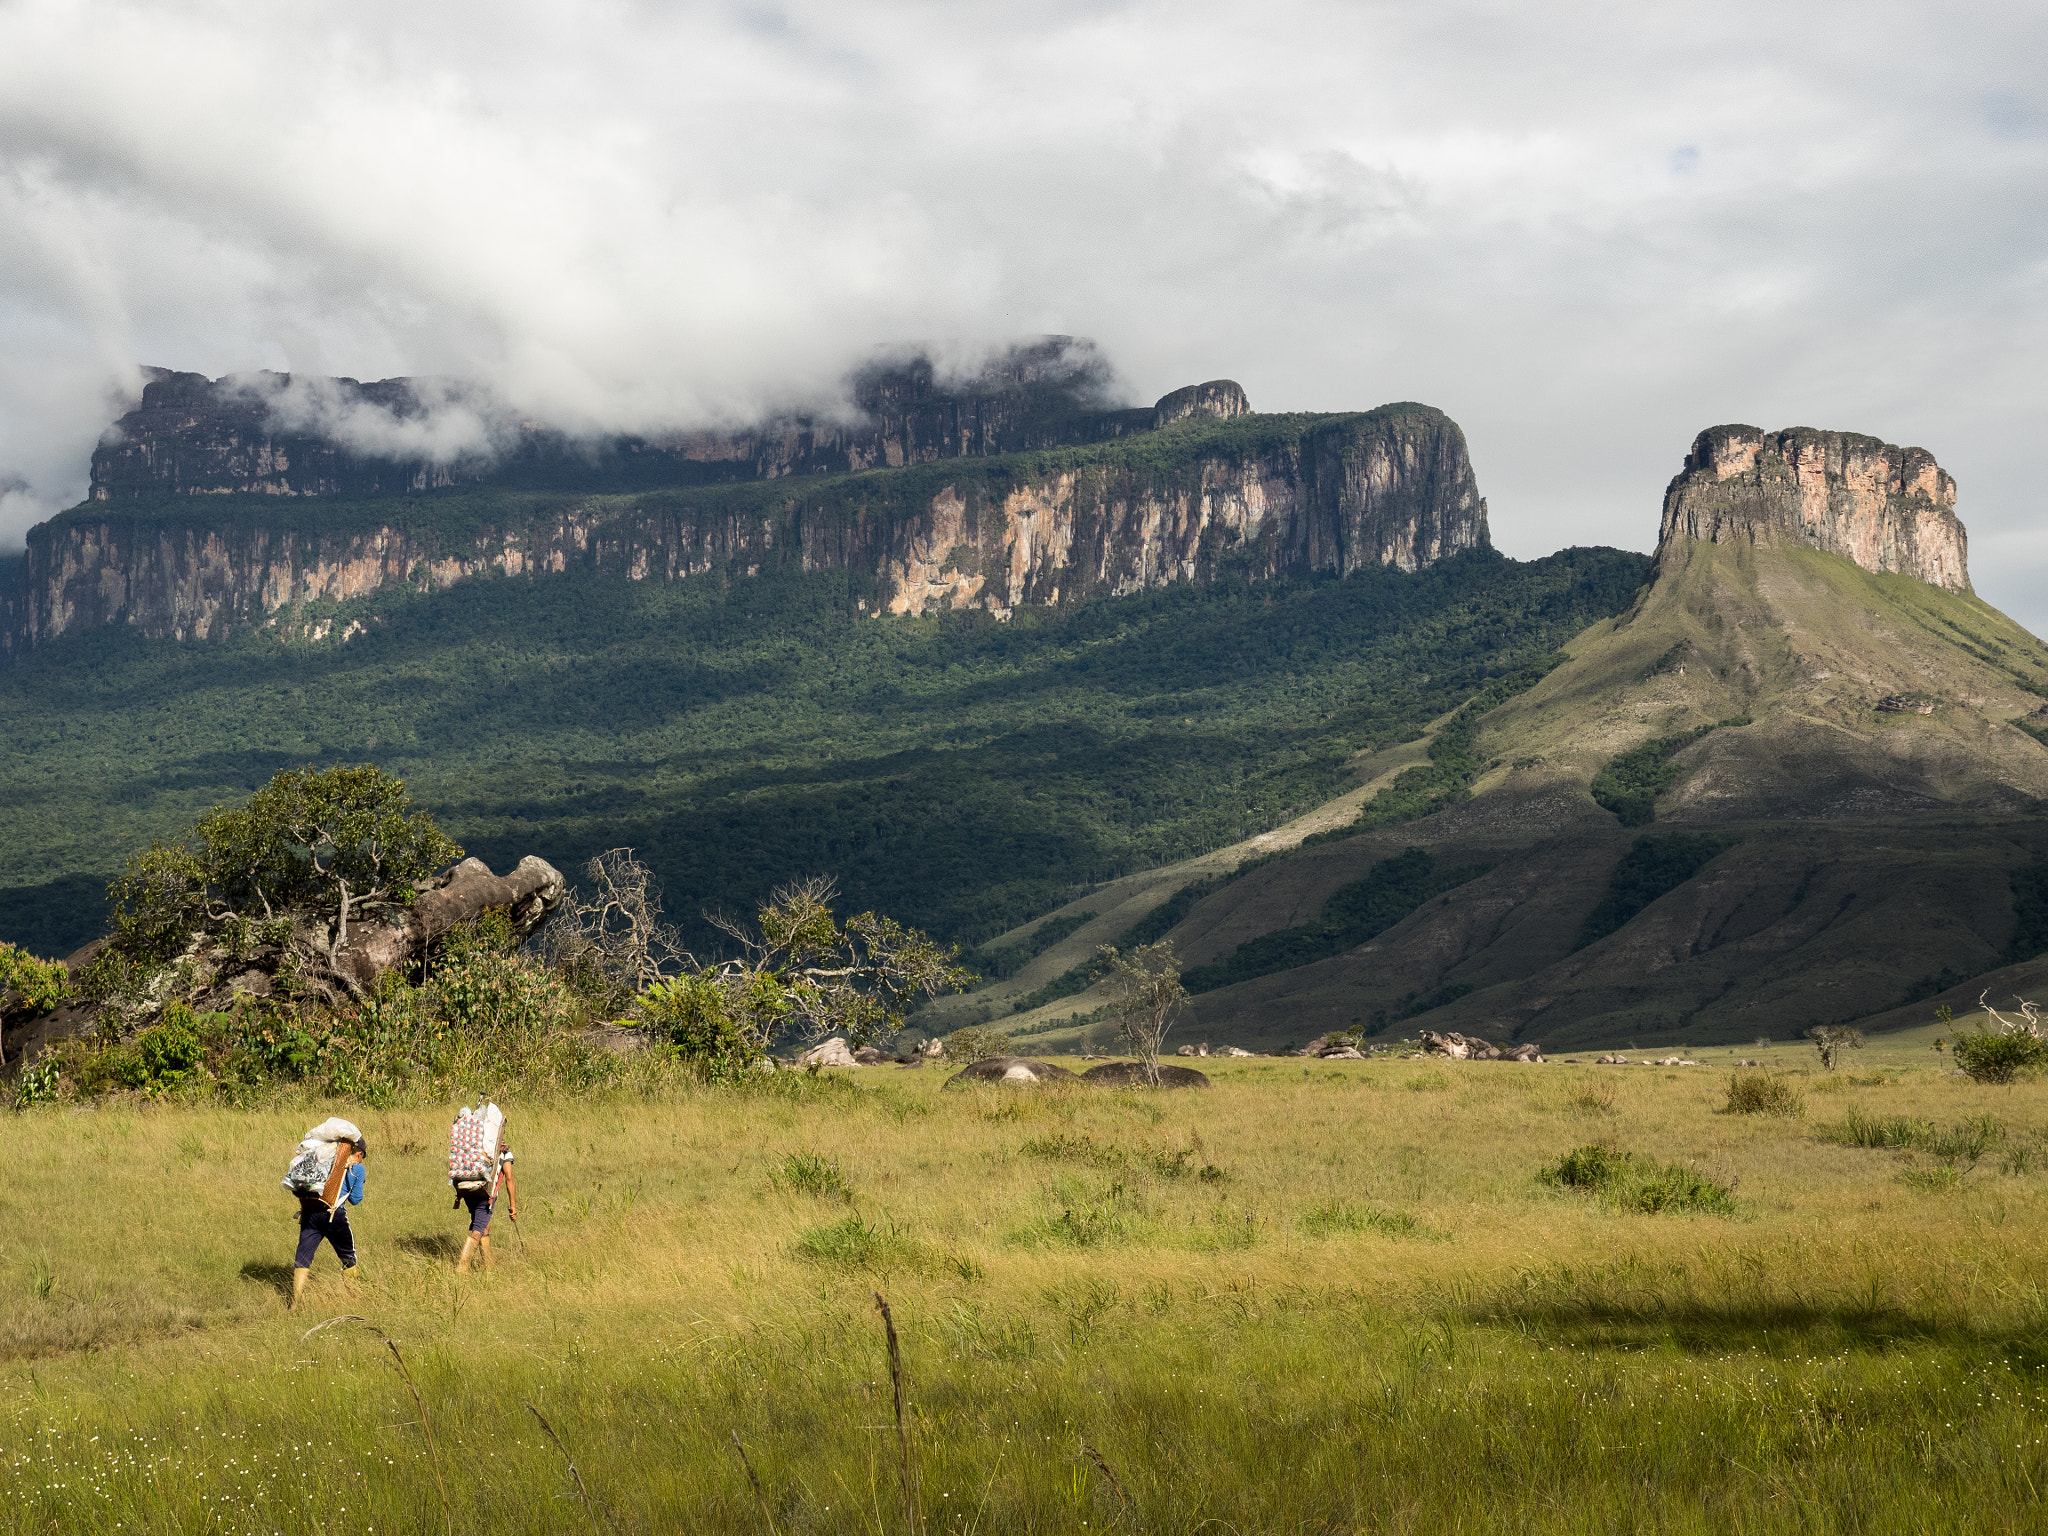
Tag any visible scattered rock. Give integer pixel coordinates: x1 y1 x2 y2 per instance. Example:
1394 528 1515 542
1877 695 1937 714
852 1046 887 1065
941 1055 1079 1088
1320 1046 1366 1060
798 1038 860 1068
1597 1053 1630 1065
1418 1030 1542 1062
1080 1061 1212 1089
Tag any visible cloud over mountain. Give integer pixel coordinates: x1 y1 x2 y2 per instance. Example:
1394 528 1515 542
0 0 2042 619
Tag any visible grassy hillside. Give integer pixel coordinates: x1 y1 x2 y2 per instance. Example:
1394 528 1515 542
0 546 1649 959
4 1057 2044 1532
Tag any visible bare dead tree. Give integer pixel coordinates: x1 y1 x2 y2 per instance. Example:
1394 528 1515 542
540 849 694 1011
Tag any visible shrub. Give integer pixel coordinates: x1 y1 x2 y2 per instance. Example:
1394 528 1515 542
0 943 70 1014
1952 1027 2047 1084
638 973 771 1083
945 1024 1014 1063
13 1057 60 1110
1723 1071 1803 1116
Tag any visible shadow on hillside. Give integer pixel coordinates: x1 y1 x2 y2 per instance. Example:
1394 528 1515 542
238 1260 295 1301
1475 1299 2047 1363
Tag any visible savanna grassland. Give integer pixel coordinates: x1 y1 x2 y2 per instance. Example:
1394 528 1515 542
5 1049 2046 1533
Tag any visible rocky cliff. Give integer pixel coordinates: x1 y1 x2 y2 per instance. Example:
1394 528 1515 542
86 339 1207 501
11 395 1489 648
1658 424 1969 591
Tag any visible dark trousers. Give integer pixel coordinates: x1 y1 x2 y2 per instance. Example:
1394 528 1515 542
295 1200 357 1269
460 1187 495 1234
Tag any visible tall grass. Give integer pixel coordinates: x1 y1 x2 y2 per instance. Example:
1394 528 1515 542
3 1059 2046 1532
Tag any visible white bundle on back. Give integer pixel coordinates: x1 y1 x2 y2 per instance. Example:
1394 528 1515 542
282 1117 364 1196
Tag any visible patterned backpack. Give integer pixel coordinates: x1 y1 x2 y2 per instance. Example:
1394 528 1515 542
448 1102 504 1190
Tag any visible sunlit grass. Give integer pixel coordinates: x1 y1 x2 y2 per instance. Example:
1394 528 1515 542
4 1057 2046 1532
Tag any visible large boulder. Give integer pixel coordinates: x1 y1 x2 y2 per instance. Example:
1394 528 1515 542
942 1055 1078 1088
798 1037 860 1067
340 855 566 989
1081 1060 1212 1089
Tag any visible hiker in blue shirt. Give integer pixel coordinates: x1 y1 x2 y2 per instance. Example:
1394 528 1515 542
291 1142 366 1309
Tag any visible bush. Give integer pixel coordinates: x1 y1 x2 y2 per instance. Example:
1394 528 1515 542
1952 1027 2047 1084
636 973 773 1083
0 942 70 1013
13 1057 60 1110
945 1024 1014 1063
1723 1071 1803 1116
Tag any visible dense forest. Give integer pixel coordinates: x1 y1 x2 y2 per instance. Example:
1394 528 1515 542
0 544 1651 958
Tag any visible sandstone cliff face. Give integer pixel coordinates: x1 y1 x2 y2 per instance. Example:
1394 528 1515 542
13 403 1489 646
1659 424 1968 591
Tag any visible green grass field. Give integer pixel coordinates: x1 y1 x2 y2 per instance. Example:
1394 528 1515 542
5 1050 2046 1533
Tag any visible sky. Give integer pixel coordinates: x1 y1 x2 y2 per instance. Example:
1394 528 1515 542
1 0 2043 620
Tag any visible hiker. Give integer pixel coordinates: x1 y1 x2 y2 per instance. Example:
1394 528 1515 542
281 1116 367 1309
448 1098 518 1272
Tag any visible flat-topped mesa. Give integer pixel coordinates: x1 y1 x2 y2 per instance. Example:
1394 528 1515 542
87 340 1241 501
1659 424 1969 591
13 369 1492 646
1151 380 1250 427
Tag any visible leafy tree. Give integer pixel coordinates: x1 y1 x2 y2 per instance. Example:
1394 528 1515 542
1100 941 1188 1085
943 1025 1013 1063
97 764 461 998
629 873 974 1071
1807 1024 1864 1072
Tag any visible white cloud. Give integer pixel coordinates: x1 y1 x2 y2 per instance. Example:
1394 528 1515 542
0 0 2043 621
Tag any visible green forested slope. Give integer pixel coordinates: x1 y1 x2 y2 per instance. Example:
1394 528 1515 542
0 546 1649 957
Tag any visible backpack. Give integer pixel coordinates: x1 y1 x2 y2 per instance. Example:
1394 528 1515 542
282 1117 363 1205
448 1102 505 1190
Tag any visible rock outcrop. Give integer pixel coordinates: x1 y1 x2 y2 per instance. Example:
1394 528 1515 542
0 854 566 1065
1659 425 1969 591
1079 1060 1212 1088
942 1055 1079 1087
11 385 1490 647
336 855 565 991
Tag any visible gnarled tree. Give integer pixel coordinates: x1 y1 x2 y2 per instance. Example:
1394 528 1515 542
606 870 972 1071
95 764 463 1004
